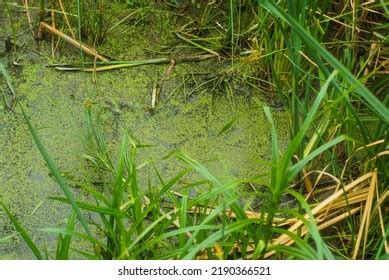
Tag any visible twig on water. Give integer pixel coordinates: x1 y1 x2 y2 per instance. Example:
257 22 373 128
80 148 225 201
50 54 216 72
152 59 176 109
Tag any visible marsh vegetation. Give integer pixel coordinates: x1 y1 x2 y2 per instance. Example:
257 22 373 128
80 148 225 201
0 0 388 260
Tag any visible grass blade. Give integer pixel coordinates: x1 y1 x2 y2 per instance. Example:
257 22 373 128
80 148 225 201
0 62 16 98
183 219 255 260
56 211 76 260
0 202 43 260
260 0 389 123
22 109 92 238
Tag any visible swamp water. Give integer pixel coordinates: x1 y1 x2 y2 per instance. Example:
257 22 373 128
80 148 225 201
0 3 289 259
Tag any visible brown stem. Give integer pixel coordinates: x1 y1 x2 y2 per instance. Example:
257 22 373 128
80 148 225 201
39 22 108 61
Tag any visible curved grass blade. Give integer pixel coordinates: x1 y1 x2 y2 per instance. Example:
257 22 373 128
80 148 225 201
270 228 317 259
174 152 249 223
119 210 175 259
288 190 334 260
72 248 100 260
280 70 339 184
183 219 255 260
22 109 92 238
270 244 312 260
218 117 237 136
286 135 348 183
48 196 126 217
132 225 219 258
0 202 43 260
40 228 105 250
0 62 16 98
0 62 16 108
179 200 235 258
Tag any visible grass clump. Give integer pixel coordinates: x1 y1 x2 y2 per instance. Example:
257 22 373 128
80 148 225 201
2 103 338 260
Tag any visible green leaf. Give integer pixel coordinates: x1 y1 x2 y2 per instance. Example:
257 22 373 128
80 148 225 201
56 211 77 260
0 62 16 98
22 109 92 238
183 219 255 260
0 202 43 260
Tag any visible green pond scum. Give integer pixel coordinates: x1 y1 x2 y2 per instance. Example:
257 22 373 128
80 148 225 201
0 1 289 259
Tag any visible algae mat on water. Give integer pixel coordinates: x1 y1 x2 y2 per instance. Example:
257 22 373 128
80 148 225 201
0 1 289 259
0 61 289 258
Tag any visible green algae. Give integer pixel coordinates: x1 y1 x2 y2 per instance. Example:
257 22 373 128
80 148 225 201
0 62 289 259
0 3 290 259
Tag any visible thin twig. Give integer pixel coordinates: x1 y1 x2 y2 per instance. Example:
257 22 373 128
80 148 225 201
51 54 216 72
51 10 55 58
23 0 36 37
39 22 108 61
58 0 76 39
152 59 176 109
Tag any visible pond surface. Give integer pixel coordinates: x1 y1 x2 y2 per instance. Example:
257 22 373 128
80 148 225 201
0 2 289 259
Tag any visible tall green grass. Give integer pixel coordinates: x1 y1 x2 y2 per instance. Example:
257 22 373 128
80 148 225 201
1 101 339 259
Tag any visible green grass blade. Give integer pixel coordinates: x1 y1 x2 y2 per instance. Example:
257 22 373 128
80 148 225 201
174 151 249 222
119 210 175 259
263 106 279 192
40 228 105 250
22 109 92 238
218 117 236 136
132 225 219 258
175 32 220 57
288 190 334 260
0 62 16 99
179 195 188 248
180 198 237 258
56 211 76 260
270 245 312 259
0 202 43 260
280 71 337 185
48 197 125 217
183 219 255 260
260 0 389 123
271 228 317 259
287 135 348 182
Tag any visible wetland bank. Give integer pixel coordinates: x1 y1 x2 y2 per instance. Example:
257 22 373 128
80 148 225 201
0 1 388 260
